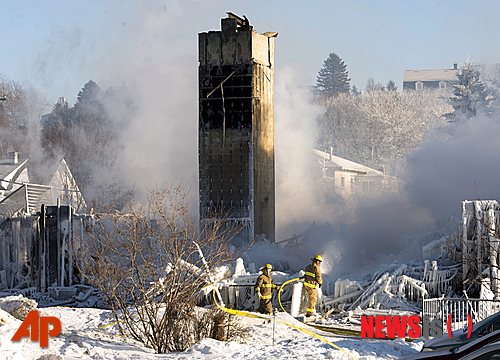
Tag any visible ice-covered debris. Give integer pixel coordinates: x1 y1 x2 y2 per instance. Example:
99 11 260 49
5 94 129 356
349 265 405 307
35 354 63 360
177 259 203 276
462 200 500 298
329 260 462 314
481 279 495 299
397 275 428 300
0 294 38 320
422 260 460 296
233 258 246 277
423 236 449 260
334 279 363 299
211 265 231 282
369 291 421 311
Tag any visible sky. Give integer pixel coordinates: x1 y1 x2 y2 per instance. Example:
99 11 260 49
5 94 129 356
1 0 500 105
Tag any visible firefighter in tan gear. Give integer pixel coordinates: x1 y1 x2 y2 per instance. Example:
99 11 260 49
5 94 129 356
303 254 323 317
255 263 276 314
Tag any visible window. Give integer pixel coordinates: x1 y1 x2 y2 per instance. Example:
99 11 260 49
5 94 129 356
362 182 368 192
340 177 345 188
415 81 423 90
369 181 375 192
439 81 447 89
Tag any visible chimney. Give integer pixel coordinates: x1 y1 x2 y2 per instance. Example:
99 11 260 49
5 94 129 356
8 151 19 164
57 97 67 106
453 63 458 70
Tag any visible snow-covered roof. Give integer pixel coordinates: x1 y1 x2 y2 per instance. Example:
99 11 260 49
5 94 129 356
0 159 29 191
313 149 384 176
403 69 458 82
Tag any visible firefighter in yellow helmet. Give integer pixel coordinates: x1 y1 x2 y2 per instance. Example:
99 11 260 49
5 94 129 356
255 263 277 314
302 254 323 317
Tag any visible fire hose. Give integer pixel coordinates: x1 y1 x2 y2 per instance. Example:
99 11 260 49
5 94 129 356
212 286 357 359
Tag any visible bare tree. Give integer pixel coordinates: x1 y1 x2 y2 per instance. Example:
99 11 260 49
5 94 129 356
0 76 44 157
81 186 243 353
365 77 385 92
317 90 452 172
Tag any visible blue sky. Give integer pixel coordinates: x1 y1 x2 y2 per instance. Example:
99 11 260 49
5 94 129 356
1 0 500 105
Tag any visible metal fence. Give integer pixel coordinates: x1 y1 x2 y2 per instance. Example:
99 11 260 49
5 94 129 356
423 297 500 332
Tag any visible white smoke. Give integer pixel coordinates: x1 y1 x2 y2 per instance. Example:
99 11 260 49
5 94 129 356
274 67 323 236
405 115 500 224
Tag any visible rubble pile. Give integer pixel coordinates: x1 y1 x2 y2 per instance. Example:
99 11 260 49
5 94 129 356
327 261 461 314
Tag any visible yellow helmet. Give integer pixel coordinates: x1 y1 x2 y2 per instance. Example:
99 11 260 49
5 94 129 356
260 263 273 271
312 254 323 262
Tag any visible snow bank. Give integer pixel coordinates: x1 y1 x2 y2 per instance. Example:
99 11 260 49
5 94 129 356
0 305 420 359
0 307 20 327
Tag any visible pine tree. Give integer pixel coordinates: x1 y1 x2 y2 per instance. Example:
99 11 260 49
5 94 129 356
351 85 361 96
40 100 71 159
315 52 350 96
386 80 397 91
449 63 493 119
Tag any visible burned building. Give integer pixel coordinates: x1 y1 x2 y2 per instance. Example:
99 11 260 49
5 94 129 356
462 200 500 298
198 14 276 244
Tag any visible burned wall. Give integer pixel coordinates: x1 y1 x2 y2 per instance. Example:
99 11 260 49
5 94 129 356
0 205 93 292
198 16 275 243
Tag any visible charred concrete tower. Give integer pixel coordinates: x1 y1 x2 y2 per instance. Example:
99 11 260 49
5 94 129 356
198 14 276 244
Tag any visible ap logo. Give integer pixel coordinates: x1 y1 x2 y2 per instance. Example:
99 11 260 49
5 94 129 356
11 310 61 348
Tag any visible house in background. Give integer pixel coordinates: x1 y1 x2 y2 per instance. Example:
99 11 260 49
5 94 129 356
0 152 29 200
403 64 459 91
41 158 87 212
313 149 398 198
0 153 86 216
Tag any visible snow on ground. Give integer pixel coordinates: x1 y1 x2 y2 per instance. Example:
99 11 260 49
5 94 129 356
0 307 423 359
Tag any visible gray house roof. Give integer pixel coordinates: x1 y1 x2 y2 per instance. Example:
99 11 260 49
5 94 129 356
403 69 458 82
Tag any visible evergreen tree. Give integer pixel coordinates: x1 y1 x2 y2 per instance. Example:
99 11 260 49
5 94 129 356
386 80 397 92
41 80 117 203
449 62 493 119
40 99 71 159
351 85 361 96
487 70 500 114
73 80 106 126
315 52 350 96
